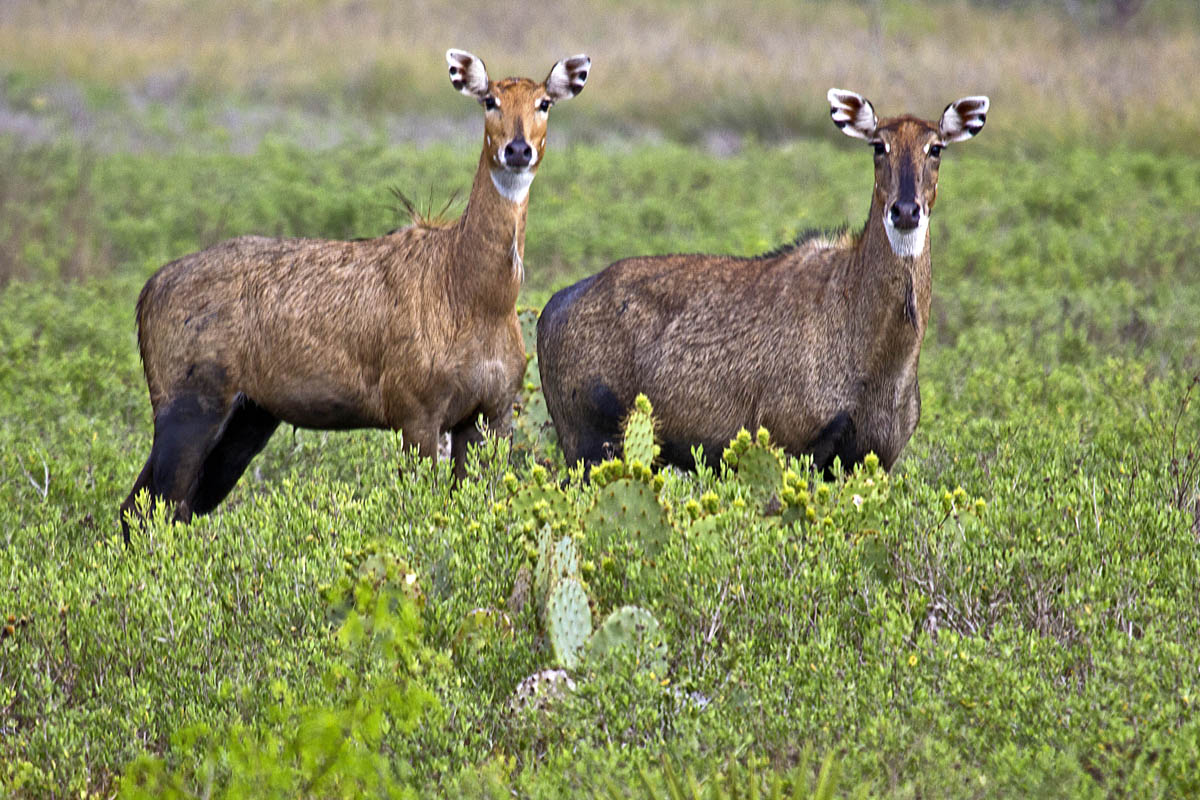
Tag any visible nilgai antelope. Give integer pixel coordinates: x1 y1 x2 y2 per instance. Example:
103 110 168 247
120 49 590 539
538 89 987 474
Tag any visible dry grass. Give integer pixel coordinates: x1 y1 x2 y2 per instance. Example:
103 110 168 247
1 0 1198 148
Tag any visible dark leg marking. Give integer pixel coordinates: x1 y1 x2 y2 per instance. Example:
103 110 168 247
450 414 487 482
144 394 231 525
659 438 722 471
805 411 862 477
570 381 626 471
191 395 280 516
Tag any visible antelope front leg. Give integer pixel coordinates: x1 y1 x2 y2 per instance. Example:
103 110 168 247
450 402 514 481
399 420 440 464
450 418 486 481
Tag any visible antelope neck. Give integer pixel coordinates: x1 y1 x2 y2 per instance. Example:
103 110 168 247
853 201 932 337
451 149 529 303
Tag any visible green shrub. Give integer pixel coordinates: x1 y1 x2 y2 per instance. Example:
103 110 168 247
2 136 1199 797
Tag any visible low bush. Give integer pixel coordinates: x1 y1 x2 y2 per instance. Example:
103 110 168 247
1 136 1198 796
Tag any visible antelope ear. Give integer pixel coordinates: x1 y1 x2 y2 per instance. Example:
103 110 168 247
446 49 490 99
940 96 989 143
545 54 590 101
828 88 877 141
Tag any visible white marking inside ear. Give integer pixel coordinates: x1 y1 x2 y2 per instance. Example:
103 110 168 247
491 168 535 203
828 88 877 140
545 54 590 101
446 48 490 98
939 95 989 143
884 214 930 258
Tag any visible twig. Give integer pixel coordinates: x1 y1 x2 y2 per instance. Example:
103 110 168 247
19 454 49 501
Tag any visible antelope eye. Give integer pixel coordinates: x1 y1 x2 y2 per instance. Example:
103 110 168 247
929 144 943 158
539 99 551 113
872 142 886 156
483 96 497 111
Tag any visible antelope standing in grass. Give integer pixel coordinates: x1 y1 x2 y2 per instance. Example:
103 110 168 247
538 90 988 474
120 49 590 539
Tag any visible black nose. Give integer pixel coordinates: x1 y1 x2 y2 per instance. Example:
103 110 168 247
890 200 921 231
504 137 533 168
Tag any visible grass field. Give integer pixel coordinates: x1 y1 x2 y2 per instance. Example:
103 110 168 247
3 0 1200 151
2 1 1200 797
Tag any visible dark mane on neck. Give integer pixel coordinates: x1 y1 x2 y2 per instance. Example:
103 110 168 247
751 225 849 260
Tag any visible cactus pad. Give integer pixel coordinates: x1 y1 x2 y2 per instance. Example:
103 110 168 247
721 426 785 507
325 548 424 626
621 394 660 466
545 577 592 669
550 533 579 581
587 605 668 676
510 477 575 532
512 307 558 455
583 477 672 557
736 442 785 502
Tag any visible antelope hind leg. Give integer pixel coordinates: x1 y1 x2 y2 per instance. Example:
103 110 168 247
191 395 280 516
124 394 232 536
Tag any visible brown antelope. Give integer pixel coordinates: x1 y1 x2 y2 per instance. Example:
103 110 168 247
120 49 590 539
537 89 987 474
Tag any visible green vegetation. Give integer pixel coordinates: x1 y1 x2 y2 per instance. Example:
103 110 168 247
2 2 1199 793
1 130 1198 796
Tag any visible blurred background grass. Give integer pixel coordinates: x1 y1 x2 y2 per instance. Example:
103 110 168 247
2 0 1199 152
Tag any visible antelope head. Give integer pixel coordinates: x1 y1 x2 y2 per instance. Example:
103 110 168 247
447 49 590 204
828 89 989 258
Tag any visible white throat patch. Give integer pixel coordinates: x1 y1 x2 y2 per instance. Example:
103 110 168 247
884 214 929 258
491 168 535 204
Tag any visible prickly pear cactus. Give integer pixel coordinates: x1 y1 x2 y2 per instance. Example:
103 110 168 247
518 307 540 353
513 374 556 453
533 527 585 618
550 534 579 582
621 394 660 467
508 468 576 535
587 605 668 675
545 577 592 669
723 426 785 507
583 477 672 558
